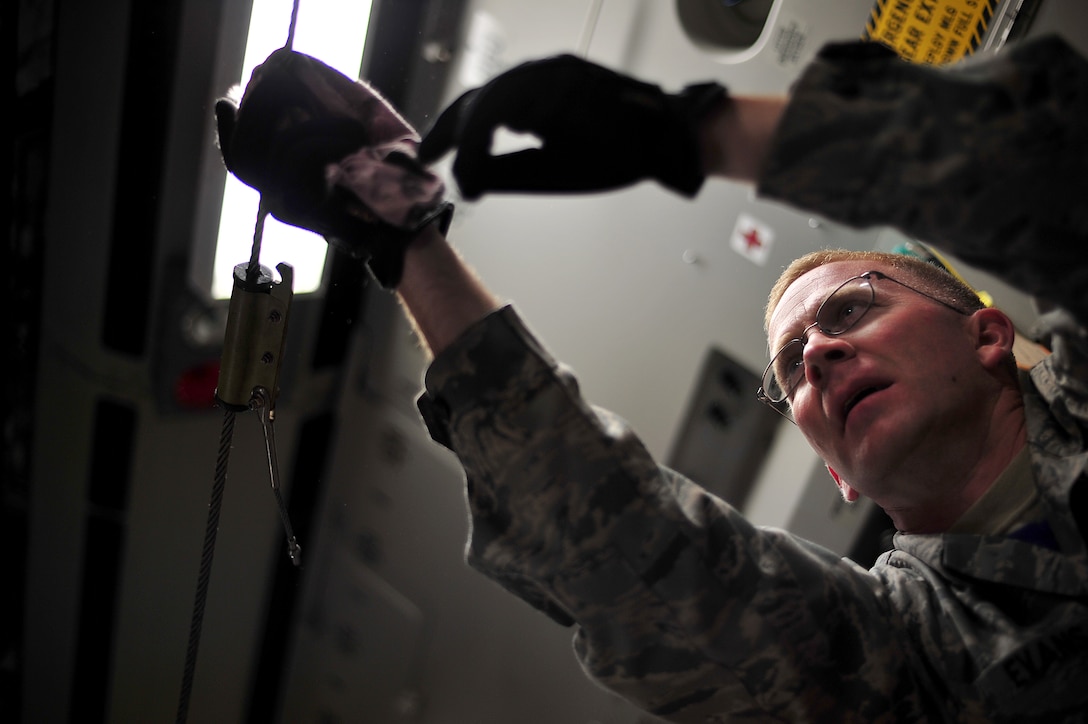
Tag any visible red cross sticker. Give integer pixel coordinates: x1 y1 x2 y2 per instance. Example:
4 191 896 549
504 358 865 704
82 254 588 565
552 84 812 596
731 213 774 266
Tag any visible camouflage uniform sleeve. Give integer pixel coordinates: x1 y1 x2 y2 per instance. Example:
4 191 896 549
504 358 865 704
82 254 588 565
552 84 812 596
758 35 1088 322
419 306 942 721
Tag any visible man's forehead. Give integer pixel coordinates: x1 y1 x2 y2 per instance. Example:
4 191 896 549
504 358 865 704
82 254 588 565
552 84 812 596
768 259 885 340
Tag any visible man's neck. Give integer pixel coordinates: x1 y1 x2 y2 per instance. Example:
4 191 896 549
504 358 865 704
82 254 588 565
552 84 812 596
882 390 1029 534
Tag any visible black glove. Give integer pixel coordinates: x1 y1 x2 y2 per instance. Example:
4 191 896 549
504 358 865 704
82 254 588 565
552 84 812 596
418 54 728 200
216 48 452 288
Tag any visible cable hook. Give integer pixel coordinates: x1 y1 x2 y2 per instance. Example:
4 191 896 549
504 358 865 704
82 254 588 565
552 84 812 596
252 386 302 565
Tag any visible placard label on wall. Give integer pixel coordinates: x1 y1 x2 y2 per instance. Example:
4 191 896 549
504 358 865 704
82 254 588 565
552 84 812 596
863 0 996 65
771 11 813 68
730 213 774 267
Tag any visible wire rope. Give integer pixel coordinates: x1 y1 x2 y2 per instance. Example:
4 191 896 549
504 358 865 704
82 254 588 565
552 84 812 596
174 2 300 719
175 409 235 724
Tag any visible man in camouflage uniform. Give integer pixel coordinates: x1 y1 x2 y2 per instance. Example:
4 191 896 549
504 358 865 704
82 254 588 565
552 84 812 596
220 33 1087 723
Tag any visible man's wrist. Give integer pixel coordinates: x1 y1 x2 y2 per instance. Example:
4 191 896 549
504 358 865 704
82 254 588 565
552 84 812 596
699 95 787 182
397 225 502 357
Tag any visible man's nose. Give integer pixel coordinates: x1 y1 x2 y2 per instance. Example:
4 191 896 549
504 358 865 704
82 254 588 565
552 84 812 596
802 331 854 386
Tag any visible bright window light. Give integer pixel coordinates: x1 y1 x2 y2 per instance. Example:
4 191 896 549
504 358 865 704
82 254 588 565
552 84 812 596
212 0 374 299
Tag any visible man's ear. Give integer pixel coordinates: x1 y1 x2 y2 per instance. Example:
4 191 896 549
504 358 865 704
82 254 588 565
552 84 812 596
827 465 859 502
972 307 1017 370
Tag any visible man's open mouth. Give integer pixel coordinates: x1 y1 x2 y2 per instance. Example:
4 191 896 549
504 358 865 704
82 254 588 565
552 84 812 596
843 384 890 418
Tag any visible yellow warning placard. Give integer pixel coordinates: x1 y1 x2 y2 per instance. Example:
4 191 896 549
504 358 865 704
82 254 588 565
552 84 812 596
864 0 997 65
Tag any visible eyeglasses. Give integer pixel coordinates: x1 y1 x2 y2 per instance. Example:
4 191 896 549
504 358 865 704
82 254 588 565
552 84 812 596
757 270 969 422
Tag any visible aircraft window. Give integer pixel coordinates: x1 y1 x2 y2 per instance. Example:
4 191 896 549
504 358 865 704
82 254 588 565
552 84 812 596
676 0 775 52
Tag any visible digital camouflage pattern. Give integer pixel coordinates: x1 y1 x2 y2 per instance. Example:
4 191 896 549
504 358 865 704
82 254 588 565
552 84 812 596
760 36 1088 322
417 35 1088 722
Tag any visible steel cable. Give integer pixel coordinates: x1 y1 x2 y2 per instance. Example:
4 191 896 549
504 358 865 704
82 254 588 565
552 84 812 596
175 409 235 724
176 3 300 719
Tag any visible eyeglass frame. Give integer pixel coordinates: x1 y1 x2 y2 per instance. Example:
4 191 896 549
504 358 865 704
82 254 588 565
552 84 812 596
756 270 972 422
